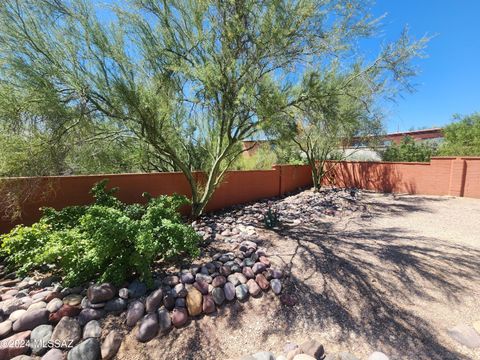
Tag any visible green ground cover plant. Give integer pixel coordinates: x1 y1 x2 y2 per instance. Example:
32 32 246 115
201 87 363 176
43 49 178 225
0 180 200 287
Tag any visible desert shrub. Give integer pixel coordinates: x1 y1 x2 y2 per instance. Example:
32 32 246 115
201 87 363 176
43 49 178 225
0 181 200 286
233 143 278 170
382 136 437 162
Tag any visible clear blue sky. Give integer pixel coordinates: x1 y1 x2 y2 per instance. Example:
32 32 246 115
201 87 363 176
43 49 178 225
368 0 480 132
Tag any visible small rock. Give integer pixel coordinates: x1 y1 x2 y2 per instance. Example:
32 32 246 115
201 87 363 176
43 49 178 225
136 313 158 342
235 284 249 301
163 275 180 287
224 283 236 301
255 274 269 290
0 320 12 339
41 348 65 360
0 298 24 315
126 301 145 327
172 284 187 298
32 291 52 302
83 320 101 339
367 352 389 360
175 298 186 308
163 293 175 311
212 276 226 288
9 309 27 322
211 288 225 305
195 273 212 284
62 294 83 306
193 280 209 295
171 308 188 328
67 338 100 360
186 288 203 317
101 330 122 360
87 284 115 304
219 266 231 277
158 308 172 334
227 274 240 287
236 273 248 284
259 256 270 266
28 301 47 311
30 324 53 355
246 279 261 296
50 317 82 348
181 273 194 284
48 305 81 323
46 298 63 313
270 279 282 294
0 331 31 359
242 267 255 279
202 295 216 314
104 298 127 313
118 288 129 299
299 339 324 359
78 308 105 326
271 268 283 279
12 309 49 332
252 262 266 274
145 289 163 313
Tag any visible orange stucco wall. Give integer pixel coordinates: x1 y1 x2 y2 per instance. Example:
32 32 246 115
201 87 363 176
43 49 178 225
0 165 311 233
324 157 480 198
1 157 479 234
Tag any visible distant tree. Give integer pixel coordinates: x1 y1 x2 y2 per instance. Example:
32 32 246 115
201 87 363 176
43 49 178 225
439 113 480 156
269 60 420 190
382 136 437 162
0 0 428 216
232 143 278 170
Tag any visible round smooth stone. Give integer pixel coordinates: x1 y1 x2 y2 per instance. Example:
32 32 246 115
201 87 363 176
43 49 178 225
224 282 236 301
235 284 249 301
211 288 225 305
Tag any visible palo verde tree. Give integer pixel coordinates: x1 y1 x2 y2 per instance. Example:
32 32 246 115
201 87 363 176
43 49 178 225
0 0 427 216
268 48 426 190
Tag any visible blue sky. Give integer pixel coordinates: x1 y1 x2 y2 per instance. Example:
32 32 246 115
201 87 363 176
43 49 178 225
367 0 480 132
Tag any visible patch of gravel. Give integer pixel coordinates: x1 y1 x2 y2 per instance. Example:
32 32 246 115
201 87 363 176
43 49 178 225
114 189 480 359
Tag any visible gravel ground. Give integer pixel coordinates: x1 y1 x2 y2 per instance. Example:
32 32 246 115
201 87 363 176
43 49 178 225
116 189 480 360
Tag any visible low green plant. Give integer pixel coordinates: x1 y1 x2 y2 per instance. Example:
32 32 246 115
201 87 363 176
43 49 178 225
0 180 200 286
263 207 280 229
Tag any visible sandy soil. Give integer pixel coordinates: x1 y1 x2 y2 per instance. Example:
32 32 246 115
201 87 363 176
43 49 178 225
114 190 480 360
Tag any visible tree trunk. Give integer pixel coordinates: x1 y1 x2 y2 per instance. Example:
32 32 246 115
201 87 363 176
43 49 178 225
309 159 321 192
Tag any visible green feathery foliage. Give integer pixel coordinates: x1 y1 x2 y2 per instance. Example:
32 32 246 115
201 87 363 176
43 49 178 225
439 113 480 156
0 0 428 215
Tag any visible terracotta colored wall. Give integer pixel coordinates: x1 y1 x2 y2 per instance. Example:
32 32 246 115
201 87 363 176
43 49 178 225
2 158 479 234
464 159 480 198
274 165 313 195
0 165 312 233
324 157 480 198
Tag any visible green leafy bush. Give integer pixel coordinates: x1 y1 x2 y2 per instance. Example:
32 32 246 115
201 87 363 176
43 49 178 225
382 136 438 162
0 180 200 286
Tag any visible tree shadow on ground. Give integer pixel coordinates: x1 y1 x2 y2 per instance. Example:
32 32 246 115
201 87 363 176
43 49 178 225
261 198 480 359
135 192 478 360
